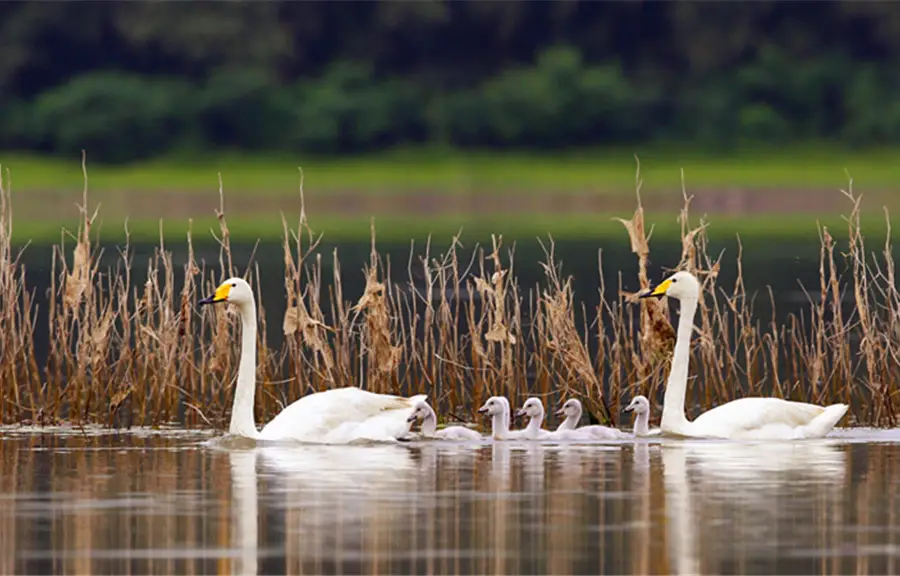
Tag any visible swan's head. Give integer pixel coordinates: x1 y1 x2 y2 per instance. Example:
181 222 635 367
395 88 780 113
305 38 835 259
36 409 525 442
624 395 650 414
407 400 435 423
639 270 700 301
199 277 254 307
555 398 582 417
477 396 509 417
514 397 544 419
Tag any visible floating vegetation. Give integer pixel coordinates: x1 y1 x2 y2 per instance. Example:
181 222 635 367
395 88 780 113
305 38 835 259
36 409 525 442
0 159 896 430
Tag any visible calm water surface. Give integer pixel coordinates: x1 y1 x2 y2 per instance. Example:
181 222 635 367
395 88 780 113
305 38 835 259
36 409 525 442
1 428 899 575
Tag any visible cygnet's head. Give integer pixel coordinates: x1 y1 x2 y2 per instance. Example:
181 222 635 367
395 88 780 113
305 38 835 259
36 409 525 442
555 398 582 417
199 277 254 307
514 397 544 419
407 400 435 423
639 270 700 301
477 396 509 417
624 395 650 415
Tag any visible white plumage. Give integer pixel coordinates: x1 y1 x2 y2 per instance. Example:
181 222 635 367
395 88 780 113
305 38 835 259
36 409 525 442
639 271 849 440
555 398 629 440
407 399 484 441
199 277 423 444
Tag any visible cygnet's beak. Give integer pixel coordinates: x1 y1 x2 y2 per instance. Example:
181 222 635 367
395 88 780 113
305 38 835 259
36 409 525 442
624 404 635 412
406 413 418 423
513 408 525 419
554 407 566 416
477 405 489 414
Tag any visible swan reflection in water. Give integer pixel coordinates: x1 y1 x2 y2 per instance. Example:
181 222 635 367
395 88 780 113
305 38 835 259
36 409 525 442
661 439 847 575
226 442 417 576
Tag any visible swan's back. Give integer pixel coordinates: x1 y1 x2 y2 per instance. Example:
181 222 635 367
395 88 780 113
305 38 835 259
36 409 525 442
692 397 823 430
690 397 847 438
434 426 484 441
549 428 598 442
579 424 628 440
259 387 425 442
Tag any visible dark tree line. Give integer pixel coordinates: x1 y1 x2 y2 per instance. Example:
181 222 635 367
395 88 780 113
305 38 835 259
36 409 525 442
2 1 900 162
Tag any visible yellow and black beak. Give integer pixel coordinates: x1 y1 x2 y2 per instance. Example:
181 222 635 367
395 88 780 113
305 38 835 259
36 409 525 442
198 283 232 306
639 277 672 300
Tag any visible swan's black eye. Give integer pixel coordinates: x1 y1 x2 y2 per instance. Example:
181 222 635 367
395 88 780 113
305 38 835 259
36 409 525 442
671 278 678 283
231 283 237 287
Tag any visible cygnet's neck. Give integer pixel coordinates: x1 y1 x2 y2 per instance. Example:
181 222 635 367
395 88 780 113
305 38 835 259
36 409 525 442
559 403 581 430
633 410 650 436
491 409 511 440
421 406 438 436
230 301 260 438
559 414 579 430
525 409 545 433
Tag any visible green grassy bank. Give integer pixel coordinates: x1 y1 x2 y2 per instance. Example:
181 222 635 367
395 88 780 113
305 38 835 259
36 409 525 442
10 211 892 246
3 147 897 244
2 147 899 195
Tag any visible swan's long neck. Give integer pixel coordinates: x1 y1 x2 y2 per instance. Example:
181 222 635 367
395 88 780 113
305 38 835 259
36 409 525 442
492 409 510 440
661 297 697 432
634 410 650 436
230 302 260 438
421 406 438 436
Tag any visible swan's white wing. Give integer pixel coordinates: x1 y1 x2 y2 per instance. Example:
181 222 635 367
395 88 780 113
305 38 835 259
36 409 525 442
690 397 825 435
259 387 424 442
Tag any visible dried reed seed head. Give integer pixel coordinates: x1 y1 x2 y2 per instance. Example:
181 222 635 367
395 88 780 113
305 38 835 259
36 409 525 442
354 277 386 311
283 303 329 349
91 312 114 347
473 275 494 296
63 240 91 309
613 208 649 257
485 322 516 345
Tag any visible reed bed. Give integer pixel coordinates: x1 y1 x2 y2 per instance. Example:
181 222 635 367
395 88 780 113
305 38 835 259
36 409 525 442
0 160 897 430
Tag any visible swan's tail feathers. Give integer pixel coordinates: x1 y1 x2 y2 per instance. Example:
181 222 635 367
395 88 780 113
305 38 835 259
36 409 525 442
375 394 428 412
407 394 428 406
803 403 849 438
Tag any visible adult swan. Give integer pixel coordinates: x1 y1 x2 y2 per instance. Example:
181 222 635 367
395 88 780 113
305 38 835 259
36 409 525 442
199 277 425 443
640 270 848 440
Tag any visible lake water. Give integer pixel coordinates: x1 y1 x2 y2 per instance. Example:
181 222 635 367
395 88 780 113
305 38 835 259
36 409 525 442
2 428 900 575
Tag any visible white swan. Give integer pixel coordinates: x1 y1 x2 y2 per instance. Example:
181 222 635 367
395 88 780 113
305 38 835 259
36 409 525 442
407 399 484 441
555 398 629 440
639 270 849 440
623 395 660 436
199 277 425 443
477 396 528 440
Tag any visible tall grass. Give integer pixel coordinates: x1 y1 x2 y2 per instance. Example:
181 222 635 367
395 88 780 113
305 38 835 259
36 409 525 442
0 159 897 430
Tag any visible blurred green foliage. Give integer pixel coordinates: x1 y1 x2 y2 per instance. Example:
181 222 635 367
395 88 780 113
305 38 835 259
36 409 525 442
1 2 900 162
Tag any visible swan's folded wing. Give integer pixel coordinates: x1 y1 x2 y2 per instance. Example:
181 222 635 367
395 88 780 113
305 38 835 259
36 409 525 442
691 397 825 433
260 387 424 441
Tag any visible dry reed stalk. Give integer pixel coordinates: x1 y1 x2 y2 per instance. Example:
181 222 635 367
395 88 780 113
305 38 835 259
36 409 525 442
537 238 613 424
1 162 898 429
281 172 336 398
353 220 403 394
